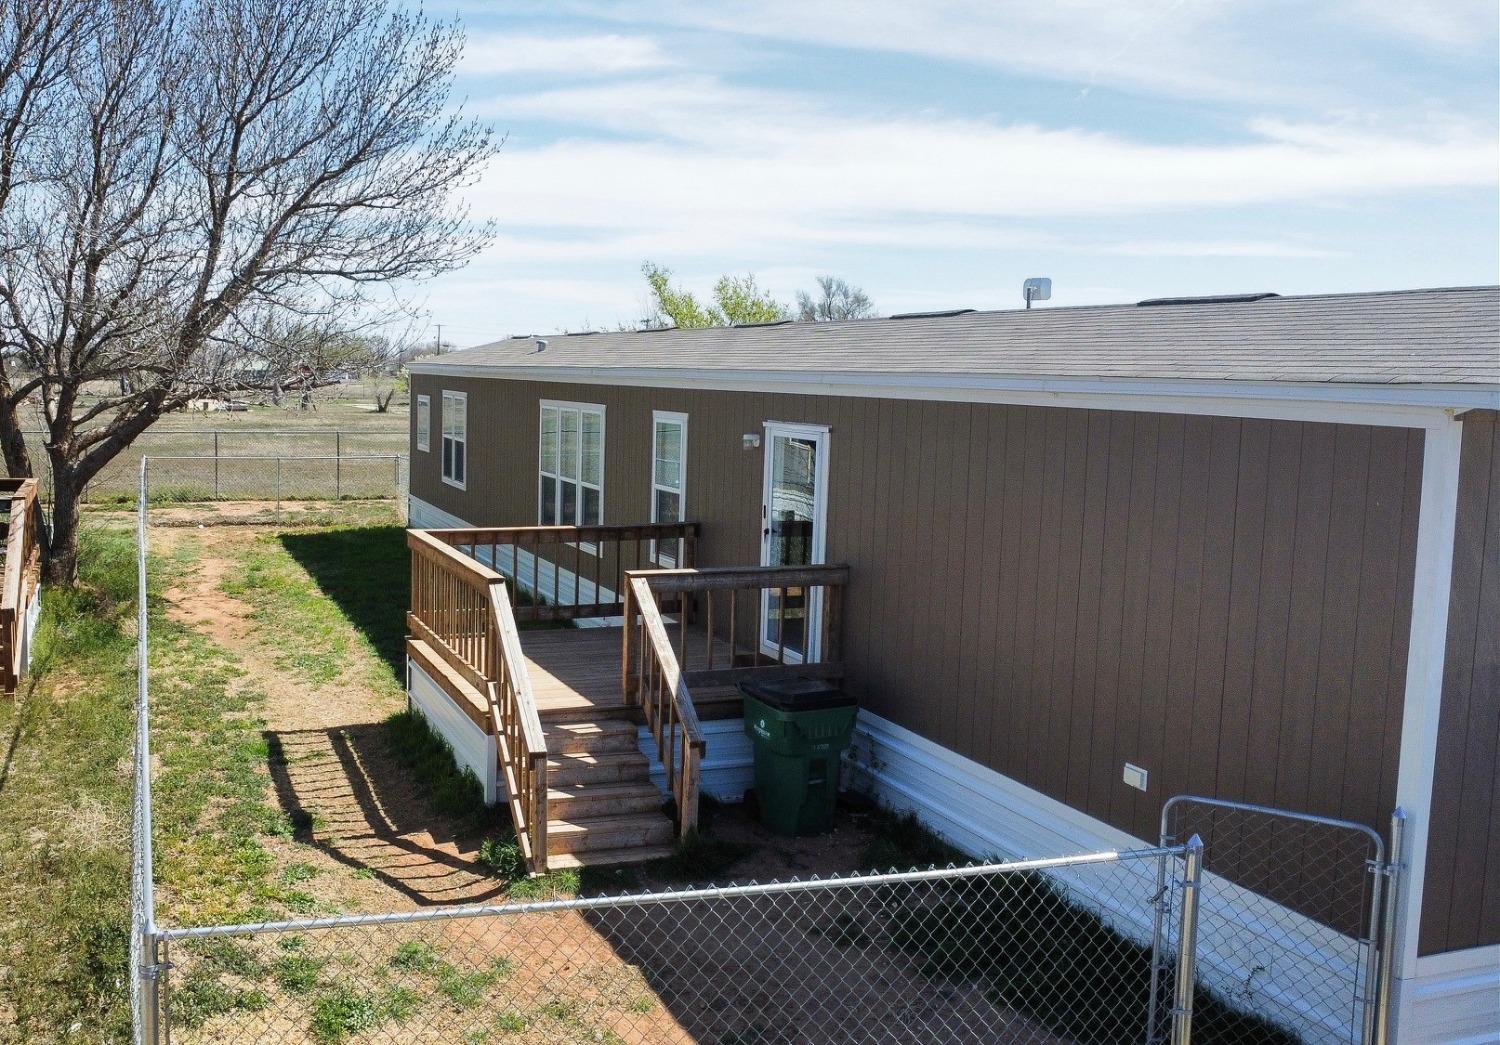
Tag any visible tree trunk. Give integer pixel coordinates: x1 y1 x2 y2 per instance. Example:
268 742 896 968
44 467 82 585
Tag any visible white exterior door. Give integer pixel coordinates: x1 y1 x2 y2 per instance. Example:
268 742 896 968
760 422 829 662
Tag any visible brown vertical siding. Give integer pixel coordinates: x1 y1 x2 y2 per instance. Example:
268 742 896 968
1421 411 1500 956
409 375 1422 852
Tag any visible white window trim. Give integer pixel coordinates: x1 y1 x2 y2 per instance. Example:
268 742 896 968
650 411 688 567
538 399 606 553
441 390 467 490
415 394 430 452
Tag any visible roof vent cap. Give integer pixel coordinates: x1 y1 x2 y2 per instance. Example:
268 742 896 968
1137 292 1280 307
732 319 793 328
889 308 977 320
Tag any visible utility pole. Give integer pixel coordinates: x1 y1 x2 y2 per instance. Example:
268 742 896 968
435 324 443 354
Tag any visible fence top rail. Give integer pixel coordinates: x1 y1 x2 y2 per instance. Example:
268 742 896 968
158 842 1194 940
632 563 850 593
408 528 505 586
1161 793 1385 860
26 429 405 438
142 454 404 462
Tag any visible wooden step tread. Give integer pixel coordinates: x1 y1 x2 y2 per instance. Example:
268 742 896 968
546 749 650 786
546 844 677 870
545 781 663 818
547 781 660 801
541 718 639 754
546 812 675 855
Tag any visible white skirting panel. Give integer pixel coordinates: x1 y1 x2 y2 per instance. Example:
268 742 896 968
1397 946 1500 1044
640 719 755 804
846 709 1365 1045
406 659 499 806
19 582 40 677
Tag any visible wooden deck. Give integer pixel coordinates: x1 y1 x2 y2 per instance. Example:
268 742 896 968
523 624 744 721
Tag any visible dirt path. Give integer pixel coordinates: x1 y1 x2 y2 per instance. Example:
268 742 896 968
158 526 506 911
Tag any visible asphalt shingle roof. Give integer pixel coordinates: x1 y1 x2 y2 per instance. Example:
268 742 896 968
431 286 1500 389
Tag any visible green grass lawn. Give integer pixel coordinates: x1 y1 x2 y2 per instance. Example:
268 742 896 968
0 525 425 1042
0 527 397 1041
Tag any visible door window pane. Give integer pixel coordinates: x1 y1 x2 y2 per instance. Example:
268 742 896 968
540 476 557 524
581 412 602 485
559 411 579 480
654 488 680 524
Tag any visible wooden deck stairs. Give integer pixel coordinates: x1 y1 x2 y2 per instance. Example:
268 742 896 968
539 716 673 868
407 524 849 874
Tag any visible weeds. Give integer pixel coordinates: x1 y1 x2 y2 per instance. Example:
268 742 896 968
383 709 489 830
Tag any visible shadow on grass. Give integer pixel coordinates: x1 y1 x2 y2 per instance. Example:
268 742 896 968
277 526 408 679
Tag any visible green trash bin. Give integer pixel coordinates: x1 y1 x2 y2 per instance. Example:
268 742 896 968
740 677 858 836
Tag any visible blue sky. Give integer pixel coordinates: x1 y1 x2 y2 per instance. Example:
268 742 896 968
411 0 1499 346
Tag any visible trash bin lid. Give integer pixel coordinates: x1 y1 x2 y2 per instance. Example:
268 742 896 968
737 676 854 712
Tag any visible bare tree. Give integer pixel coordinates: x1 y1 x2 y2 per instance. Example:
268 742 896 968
796 275 876 322
0 0 497 581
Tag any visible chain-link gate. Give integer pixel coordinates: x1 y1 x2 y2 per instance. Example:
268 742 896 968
153 846 1205 1045
1152 796 1401 1045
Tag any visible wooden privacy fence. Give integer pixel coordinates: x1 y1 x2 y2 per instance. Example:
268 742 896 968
406 529 551 870
0 478 42 695
424 522 698 622
623 564 851 837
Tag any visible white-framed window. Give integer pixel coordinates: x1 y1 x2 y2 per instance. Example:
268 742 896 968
651 411 687 567
539 401 604 548
441 390 466 488
415 394 431 452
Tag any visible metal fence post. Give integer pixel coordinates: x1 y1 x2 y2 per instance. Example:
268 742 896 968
335 433 342 500
1170 834 1204 1045
275 457 282 524
139 931 165 1045
213 432 220 500
1146 846 1171 1044
1374 808 1405 1045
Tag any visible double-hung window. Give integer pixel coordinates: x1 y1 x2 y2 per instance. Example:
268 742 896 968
441 390 466 487
539 401 604 546
651 411 687 566
415 394 431 452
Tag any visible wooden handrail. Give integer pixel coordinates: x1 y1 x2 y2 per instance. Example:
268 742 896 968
620 561 850 838
0 479 41 695
422 522 699 624
625 575 705 838
407 527 549 870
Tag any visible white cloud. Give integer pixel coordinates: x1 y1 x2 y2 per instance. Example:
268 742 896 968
467 76 1497 262
1095 240 1346 259
564 0 1498 106
462 32 673 77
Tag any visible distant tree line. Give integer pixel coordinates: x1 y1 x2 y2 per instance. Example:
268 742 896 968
640 263 877 329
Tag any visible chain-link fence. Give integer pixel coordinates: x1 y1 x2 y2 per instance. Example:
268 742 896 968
138 455 406 524
156 847 1205 1045
20 428 406 502
124 462 1408 1045
1156 797 1401 1045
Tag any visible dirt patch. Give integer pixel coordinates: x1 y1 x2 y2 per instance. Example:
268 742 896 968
157 525 501 913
